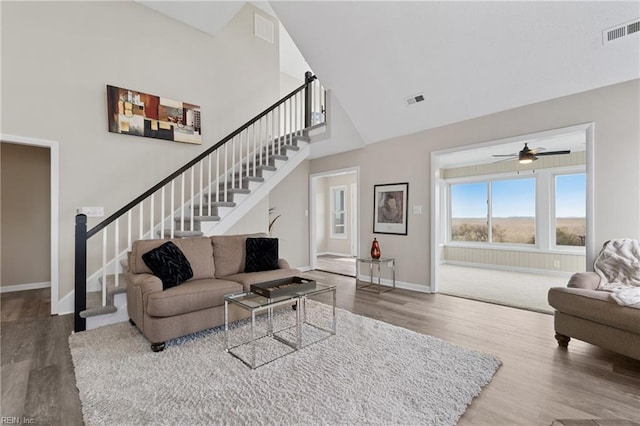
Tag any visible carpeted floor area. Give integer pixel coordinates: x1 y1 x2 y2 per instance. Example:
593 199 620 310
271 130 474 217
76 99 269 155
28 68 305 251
438 264 570 314
69 302 500 425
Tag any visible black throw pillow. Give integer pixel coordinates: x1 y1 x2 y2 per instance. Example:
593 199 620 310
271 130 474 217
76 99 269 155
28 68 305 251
245 237 279 273
142 241 193 290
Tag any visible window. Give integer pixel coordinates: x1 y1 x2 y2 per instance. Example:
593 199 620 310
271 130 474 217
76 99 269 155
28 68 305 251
330 186 346 238
491 178 535 244
554 173 586 247
447 167 587 252
450 182 488 242
449 177 535 245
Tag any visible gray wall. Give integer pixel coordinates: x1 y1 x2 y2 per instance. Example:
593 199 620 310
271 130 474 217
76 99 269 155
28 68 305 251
308 80 640 289
1 143 51 286
268 161 310 269
1 2 281 305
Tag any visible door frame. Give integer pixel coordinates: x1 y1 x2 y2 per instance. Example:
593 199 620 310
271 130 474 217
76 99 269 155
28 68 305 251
350 182 358 256
309 166 360 270
430 123 595 293
1 133 60 314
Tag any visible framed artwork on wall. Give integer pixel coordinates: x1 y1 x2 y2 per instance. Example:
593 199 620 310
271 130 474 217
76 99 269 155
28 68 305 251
373 182 409 235
106 85 201 144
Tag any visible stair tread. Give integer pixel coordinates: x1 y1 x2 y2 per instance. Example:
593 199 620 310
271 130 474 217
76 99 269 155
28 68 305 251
80 305 117 318
193 200 236 207
218 187 251 194
174 215 220 221
243 164 277 171
264 145 300 154
220 176 265 183
267 154 288 161
274 133 309 143
98 274 130 295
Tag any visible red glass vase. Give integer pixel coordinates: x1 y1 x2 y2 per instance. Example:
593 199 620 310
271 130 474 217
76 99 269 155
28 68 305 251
370 238 381 259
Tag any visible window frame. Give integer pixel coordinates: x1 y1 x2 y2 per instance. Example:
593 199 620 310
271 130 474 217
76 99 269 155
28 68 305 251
448 174 537 247
446 166 585 254
330 185 347 239
551 169 587 251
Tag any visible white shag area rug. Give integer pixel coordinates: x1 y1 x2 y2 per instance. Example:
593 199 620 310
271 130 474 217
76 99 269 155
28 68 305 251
69 303 501 425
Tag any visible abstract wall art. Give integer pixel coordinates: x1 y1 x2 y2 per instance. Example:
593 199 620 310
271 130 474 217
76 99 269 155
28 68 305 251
107 85 201 144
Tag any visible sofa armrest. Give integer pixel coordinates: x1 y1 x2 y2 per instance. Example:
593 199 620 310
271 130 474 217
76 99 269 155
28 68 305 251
278 258 292 269
567 272 600 290
126 271 163 294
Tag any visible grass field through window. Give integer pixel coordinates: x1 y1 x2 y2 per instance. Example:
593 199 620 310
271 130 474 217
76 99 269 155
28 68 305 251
451 217 585 246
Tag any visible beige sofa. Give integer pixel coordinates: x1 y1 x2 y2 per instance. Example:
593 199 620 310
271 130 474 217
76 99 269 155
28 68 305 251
548 272 640 360
126 233 299 351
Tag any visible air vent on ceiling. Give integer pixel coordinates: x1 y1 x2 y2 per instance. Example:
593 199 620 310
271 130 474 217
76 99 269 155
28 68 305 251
254 13 274 44
602 18 640 44
404 93 425 106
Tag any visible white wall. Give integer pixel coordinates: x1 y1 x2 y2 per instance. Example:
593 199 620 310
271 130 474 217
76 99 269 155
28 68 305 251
268 160 310 270
0 2 281 304
226 197 269 236
280 72 304 98
309 80 640 289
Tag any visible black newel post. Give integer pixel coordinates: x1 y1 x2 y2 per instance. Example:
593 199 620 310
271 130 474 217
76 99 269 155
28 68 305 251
304 71 313 128
74 214 87 332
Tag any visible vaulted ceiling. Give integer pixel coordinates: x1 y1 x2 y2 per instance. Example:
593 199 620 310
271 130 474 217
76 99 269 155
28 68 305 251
139 1 640 158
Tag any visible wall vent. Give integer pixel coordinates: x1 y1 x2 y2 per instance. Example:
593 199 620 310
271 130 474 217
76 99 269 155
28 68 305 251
254 13 274 44
404 93 425 106
602 18 640 44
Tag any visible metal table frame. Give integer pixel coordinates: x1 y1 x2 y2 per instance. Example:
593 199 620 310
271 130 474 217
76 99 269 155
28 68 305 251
356 257 396 293
224 285 336 369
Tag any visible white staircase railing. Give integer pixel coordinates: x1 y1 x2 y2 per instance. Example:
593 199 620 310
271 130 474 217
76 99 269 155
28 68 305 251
74 73 325 331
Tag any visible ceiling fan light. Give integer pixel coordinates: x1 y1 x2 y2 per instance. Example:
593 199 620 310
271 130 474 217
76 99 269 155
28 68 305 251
519 158 533 164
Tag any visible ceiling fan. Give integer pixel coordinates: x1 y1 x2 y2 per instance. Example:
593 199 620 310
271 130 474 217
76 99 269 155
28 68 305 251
493 143 571 164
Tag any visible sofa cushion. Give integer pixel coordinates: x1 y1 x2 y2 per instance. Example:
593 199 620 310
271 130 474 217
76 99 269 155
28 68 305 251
548 287 640 334
142 242 193 290
245 237 279 273
130 237 215 279
145 278 242 317
211 233 267 278
224 268 301 292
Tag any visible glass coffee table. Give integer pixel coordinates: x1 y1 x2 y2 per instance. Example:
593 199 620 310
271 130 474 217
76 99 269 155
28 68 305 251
224 283 336 369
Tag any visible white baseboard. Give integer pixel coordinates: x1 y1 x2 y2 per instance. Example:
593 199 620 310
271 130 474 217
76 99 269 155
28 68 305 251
357 275 431 293
317 252 353 257
297 265 312 272
0 281 50 293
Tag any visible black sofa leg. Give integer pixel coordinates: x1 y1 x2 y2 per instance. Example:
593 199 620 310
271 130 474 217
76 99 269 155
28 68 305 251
151 342 166 352
129 318 136 327
555 333 570 348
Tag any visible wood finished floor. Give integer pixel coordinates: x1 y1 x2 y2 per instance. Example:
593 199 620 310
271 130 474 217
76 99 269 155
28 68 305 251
316 254 356 276
2 274 640 425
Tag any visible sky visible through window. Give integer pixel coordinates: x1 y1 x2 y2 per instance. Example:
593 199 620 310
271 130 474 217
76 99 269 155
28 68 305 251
492 178 535 218
451 174 585 218
556 173 586 218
